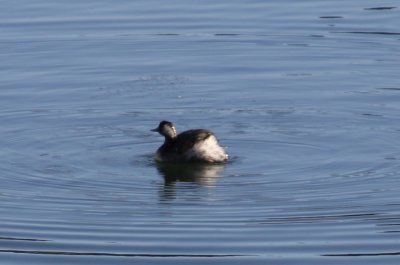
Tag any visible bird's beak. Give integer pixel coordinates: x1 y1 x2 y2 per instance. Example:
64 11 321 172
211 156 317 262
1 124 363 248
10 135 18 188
150 128 158 132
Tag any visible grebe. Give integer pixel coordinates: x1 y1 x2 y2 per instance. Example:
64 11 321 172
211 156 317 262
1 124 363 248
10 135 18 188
151 121 228 163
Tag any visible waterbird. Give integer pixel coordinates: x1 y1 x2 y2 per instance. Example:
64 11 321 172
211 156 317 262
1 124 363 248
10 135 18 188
151 121 228 163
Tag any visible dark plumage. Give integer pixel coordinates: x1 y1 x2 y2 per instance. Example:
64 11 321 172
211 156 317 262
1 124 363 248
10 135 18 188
151 121 228 163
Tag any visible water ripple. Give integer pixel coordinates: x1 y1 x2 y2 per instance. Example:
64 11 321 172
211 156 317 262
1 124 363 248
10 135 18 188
2 1 400 263
0 249 250 258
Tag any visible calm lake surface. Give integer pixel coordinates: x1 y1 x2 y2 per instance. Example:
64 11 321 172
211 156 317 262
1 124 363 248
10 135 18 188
1 1 400 264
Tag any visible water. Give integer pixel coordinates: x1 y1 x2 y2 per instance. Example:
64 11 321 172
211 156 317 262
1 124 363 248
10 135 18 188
1 1 400 264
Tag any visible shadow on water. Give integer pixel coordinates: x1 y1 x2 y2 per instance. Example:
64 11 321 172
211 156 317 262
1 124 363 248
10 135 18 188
155 162 226 200
156 162 226 185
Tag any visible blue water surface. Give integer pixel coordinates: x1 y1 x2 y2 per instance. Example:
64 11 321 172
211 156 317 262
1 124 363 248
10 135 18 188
1 1 400 264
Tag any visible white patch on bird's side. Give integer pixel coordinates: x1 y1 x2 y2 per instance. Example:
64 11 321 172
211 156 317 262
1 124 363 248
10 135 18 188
187 135 228 162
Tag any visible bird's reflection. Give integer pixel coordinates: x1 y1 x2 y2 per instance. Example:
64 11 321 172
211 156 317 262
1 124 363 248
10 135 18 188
156 162 226 201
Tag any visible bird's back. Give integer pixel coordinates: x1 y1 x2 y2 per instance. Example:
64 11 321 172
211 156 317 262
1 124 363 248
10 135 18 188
155 127 228 163
175 129 213 154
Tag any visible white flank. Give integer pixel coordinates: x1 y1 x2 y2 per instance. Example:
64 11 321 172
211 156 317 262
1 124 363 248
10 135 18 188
186 135 228 162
